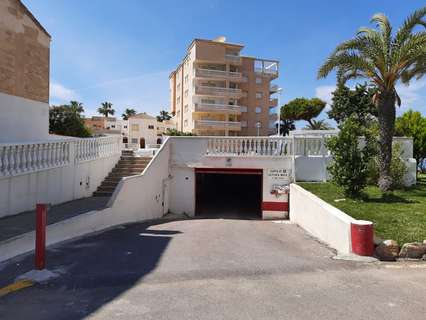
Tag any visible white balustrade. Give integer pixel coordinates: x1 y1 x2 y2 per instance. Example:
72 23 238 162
0 136 122 177
206 137 293 157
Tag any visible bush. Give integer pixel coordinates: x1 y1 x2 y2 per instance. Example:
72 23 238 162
367 144 407 189
164 129 196 136
326 117 376 197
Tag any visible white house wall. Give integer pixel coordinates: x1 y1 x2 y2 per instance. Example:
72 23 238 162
0 92 49 142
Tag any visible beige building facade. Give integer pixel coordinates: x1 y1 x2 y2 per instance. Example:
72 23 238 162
0 0 51 142
169 37 279 136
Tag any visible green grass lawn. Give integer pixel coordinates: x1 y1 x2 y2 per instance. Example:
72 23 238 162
298 175 426 245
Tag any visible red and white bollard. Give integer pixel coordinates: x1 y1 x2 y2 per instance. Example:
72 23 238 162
351 220 374 256
35 203 47 270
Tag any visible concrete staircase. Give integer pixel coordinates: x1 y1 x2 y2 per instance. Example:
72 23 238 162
93 150 151 197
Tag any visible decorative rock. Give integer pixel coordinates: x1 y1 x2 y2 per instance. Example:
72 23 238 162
399 242 426 259
375 240 399 261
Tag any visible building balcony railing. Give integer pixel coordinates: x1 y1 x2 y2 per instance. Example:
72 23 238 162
195 68 243 81
269 98 278 106
224 54 242 64
194 120 242 130
195 86 247 98
194 103 242 114
270 84 279 93
255 68 279 78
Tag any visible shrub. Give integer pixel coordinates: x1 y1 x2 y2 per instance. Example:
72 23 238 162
367 144 407 189
326 117 376 197
164 128 196 136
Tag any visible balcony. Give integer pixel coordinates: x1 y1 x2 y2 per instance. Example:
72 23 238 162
195 68 244 81
225 54 242 64
194 120 242 131
195 85 247 98
194 102 242 114
269 98 278 106
270 84 279 93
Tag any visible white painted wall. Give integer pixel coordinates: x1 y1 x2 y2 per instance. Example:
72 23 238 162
0 138 121 218
0 92 49 142
290 183 356 254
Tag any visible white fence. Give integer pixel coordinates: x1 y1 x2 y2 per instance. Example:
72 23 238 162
206 137 294 156
0 136 122 217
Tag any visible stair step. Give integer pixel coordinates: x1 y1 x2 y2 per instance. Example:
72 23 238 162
100 181 119 187
115 165 147 169
93 191 113 197
97 185 116 192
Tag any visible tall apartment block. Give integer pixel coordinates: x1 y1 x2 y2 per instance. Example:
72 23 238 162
169 37 279 136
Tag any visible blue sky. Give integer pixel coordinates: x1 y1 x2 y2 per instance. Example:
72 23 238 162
24 0 426 124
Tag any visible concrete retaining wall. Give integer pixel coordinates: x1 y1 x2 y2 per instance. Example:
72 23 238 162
289 183 356 254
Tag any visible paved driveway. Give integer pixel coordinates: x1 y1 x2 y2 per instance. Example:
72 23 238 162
1 217 425 319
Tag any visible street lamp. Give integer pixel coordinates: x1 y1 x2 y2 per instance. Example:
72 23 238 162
277 88 283 136
255 121 261 136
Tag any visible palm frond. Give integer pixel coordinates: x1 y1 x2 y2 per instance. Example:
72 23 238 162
394 6 426 45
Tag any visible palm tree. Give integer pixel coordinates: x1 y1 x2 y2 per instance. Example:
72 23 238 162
122 108 136 120
97 102 115 118
318 7 426 191
157 110 172 122
304 119 332 130
69 101 84 116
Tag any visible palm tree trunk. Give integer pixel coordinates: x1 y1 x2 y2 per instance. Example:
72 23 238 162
376 91 396 192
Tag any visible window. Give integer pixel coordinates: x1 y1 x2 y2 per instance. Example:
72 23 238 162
256 77 262 84
177 96 181 105
184 75 189 84
177 84 181 91
241 121 247 127
184 104 188 113
184 119 188 127
201 99 215 104
256 92 263 99
255 107 262 113
241 106 248 112
131 138 138 144
148 125 155 130
185 89 188 97
131 124 139 131
124 125 128 129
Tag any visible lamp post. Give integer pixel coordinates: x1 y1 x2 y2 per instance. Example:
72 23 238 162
277 88 283 136
256 121 261 136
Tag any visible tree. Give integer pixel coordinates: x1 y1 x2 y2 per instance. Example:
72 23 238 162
318 7 426 191
281 97 326 127
329 84 377 125
122 108 136 120
395 110 426 172
157 110 172 122
327 117 376 197
304 119 332 130
69 101 84 116
97 102 115 117
276 119 296 136
49 104 91 138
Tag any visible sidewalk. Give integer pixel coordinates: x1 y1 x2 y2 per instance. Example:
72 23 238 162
0 197 109 242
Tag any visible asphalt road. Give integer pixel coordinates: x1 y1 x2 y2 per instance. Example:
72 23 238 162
0 217 425 319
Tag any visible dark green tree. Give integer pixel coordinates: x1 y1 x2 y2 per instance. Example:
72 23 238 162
276 119 296 136
164 128 195 136
318 7 426 191
49 103 91 138
280 97 326 127
329 84 377 125
157 110 172 122
97 102 115 117
122 108 136 120
327 117 376 197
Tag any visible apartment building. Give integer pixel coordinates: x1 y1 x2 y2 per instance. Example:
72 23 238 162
169 37 279 136
0 0 51 142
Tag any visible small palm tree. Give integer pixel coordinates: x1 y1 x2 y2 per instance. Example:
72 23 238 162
69 101 84 115
157 110 172 122
318 7 426 191
122 108 136 120
304 119 332 130
97 102 115 118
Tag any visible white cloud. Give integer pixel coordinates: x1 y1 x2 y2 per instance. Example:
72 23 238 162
50 82 79 102
315 85 335 110
396 80 426 108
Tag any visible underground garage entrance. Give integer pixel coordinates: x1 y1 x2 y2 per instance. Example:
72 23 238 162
195 168 262 218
